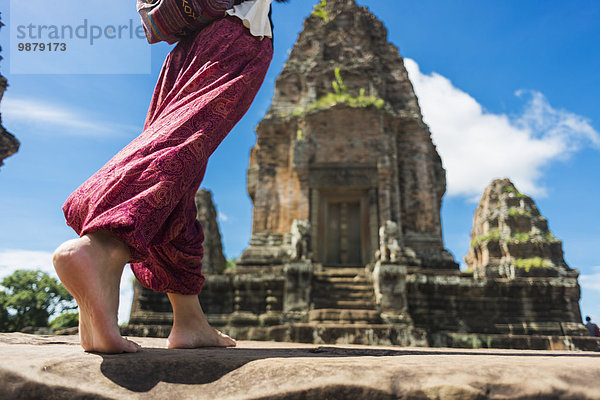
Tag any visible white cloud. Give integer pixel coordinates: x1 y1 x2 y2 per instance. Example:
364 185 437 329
0 249 55 277
218 212 229 223
0 249 133 324
1 97 140 137
580 267 600 292
404 58 600 200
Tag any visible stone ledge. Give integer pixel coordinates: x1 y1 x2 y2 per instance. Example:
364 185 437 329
431 331 600 352
1 333 600 400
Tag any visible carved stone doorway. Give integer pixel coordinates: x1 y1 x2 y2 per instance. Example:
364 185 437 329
317 192 370 266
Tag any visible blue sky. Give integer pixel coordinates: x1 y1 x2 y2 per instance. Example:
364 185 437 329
0 0 599 324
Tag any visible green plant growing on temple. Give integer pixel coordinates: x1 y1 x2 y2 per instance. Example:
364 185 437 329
470 228 501 246
291 108 305 117
510 232 531 243
512 257 552 272
308 68 385 112
545 232 557 241
507 207 531 218
332 67 347 95
313 0 330 22
503 186 526 199
283 68 387 117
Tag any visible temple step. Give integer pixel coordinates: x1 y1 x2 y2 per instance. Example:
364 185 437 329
312 291 375 301
308 308 382 324
314 267 366 277
312 299 377 310
313 282 373 291
313 276 371 284
312 286 375 299
311 265 377 310
312 282 374 293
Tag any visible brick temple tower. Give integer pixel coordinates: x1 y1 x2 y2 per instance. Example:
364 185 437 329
238 0 456 270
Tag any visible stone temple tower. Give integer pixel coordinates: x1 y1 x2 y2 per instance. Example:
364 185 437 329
239 0 455 269
0 14 20 168
466 178 572 279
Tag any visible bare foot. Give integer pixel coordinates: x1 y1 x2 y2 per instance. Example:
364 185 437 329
166 293 236 349
53 231 141 354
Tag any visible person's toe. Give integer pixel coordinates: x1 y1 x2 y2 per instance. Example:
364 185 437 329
124 339 142 353
219 332 236 347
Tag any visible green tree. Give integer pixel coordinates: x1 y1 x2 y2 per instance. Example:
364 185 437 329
0 294 10 331
0 270 76 332
49 312 79 330
225 258 237 272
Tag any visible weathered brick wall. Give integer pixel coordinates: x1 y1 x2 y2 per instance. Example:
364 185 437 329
406 272 583 335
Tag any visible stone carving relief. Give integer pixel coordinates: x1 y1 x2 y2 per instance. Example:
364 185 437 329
376 220 401 263
289 219 311 261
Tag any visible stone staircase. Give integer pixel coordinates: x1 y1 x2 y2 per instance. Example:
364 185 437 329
309 266 382 325
298 267 426 346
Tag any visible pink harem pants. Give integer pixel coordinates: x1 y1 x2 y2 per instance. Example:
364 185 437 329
62 17 273 295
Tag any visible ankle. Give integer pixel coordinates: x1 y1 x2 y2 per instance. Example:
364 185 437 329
168 294 206 322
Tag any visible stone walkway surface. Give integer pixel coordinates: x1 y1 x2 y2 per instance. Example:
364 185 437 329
1 333 599 399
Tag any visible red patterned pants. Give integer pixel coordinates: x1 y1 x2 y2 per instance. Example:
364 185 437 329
62 17 273 294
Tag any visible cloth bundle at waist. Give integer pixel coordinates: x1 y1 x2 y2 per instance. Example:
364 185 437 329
137 0 235 44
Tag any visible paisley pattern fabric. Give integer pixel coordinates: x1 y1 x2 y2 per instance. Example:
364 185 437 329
62 17 273 295
137 0 235 44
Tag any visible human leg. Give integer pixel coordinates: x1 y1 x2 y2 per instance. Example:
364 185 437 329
129 179 206 295
166 293 235 349
52 230 141 353
59 17 272 353
63 18 273 278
